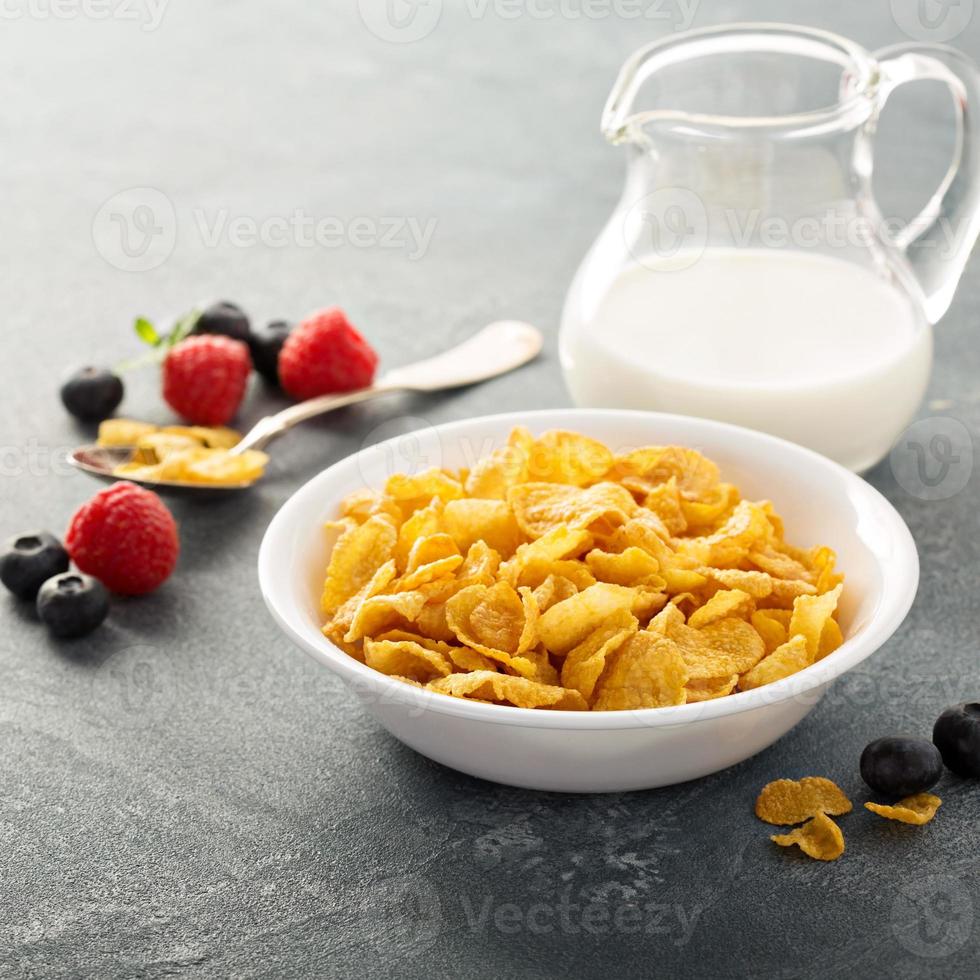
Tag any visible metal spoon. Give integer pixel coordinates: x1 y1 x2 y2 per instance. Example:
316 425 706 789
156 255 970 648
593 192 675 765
69 320 543 497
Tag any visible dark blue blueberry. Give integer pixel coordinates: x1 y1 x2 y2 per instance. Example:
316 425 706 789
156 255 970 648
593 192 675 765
933 703 980 778
860 736 944 798
0 531 70 600
36 572 109 638
249 319 291 386
60 367 124 421
192 301 252 343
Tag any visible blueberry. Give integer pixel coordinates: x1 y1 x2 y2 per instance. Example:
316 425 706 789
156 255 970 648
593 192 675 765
249 319 291 385
192 301 252 343
36 572 109 638
933 702 980 778
860 735 944 798
0 531 70 600
60 367 124 421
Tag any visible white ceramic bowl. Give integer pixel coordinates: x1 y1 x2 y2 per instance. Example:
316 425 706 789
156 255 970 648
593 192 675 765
259 410 918 793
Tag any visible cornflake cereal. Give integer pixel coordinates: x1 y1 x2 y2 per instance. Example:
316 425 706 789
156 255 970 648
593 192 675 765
98 419 268 486
755 776 853 825
318 428 846 711
865 793 942 825
771 812 846 861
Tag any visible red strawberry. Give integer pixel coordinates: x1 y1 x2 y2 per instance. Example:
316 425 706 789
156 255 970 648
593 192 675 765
278 308 378 401
162 335 251 426
65 482 179 595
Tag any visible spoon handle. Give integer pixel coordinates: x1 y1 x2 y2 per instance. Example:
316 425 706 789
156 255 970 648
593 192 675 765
232 382 405 453
232 320 542 454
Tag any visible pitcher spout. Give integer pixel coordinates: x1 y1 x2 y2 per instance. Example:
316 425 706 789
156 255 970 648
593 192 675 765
601 23 877 145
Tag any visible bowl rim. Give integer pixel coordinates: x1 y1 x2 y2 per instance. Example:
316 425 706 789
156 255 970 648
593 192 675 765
258 409 919 731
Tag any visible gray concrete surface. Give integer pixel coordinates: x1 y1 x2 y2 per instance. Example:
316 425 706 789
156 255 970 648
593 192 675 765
1 1 978 977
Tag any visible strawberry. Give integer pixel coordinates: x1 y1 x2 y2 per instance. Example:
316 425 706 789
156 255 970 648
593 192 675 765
278 308 378 401
162 335 251 426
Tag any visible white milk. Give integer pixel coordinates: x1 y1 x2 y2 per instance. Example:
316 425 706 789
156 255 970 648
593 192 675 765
560 249 932 471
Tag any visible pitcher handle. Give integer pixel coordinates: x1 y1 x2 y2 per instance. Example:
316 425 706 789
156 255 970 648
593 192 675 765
872 44 980 324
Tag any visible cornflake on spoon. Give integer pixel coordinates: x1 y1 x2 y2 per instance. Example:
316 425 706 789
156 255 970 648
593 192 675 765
97 419 268 487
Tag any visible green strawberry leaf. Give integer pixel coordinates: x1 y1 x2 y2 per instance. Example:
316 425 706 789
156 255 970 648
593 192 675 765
116 308 203 373
134 317 161 347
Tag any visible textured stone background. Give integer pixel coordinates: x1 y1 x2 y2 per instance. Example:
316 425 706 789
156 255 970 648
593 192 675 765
1 1 978 977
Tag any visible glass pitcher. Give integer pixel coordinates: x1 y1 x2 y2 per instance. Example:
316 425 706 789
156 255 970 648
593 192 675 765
559 24 980 471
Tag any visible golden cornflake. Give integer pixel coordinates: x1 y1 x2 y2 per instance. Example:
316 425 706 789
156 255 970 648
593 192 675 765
865 793 941 825
751 610 788 655
97 418 159 446
464 426 533 499
537 582 636 655
508 482 636 539
592 632 689 710
363 637 453 682
344 589 427 643
394 500 444 570
771 812 845 861
443 498 523 558
788 584 843 659
321 515 398 616
817 618 845 660
705 568 774 598
560 607 638 703
738 635 810 691
428 671 587 710
385 468 463 503
755 776 853 825
532 574 580 613
685 674 738 702
687 589 754 629
526 430 613 486
585 547 661 586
